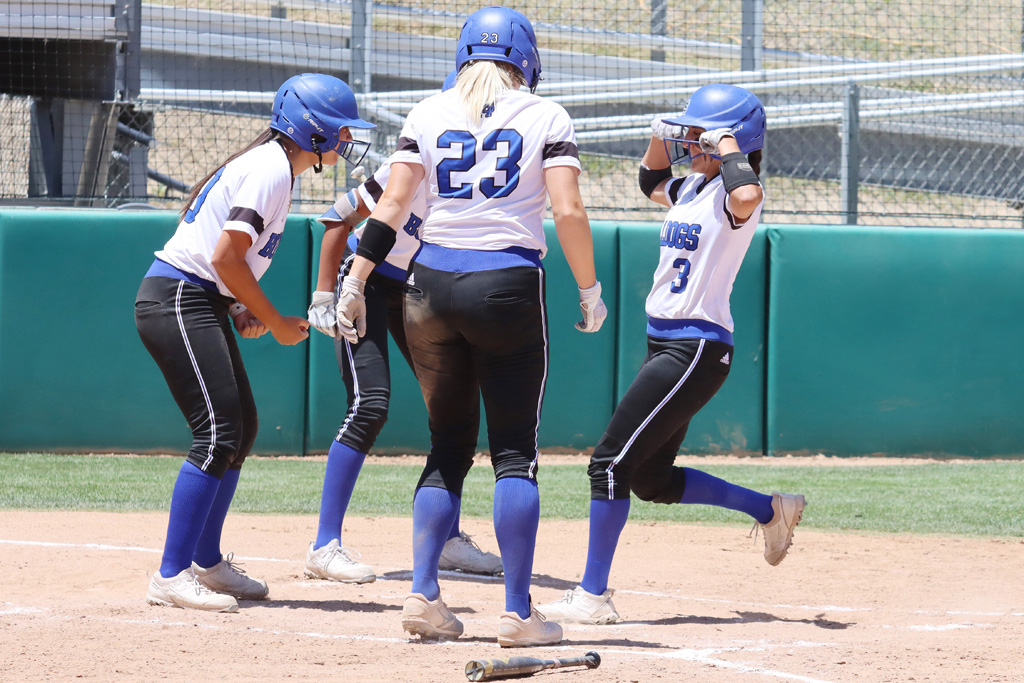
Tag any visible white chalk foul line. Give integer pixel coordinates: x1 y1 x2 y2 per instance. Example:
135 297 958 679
6 602 836 682
4 539 1020 620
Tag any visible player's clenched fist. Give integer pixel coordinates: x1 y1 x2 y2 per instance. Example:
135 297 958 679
271 316 310 345
230 304 268 339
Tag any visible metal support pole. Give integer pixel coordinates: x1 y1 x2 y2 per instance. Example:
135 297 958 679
650 0 667 63
740 0 764 72
352 0 372 94
840 83 860 225
75 103 120 207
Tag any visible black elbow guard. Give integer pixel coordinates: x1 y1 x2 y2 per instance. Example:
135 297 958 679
355 217 398 266
639 164 672 198
719 152 760 193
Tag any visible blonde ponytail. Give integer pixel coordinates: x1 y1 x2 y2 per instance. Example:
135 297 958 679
455 61 524 123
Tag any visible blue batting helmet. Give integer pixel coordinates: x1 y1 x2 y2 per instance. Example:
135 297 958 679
442 69 458 92
455 6 541 93
664 84 766 155
270 73 375 164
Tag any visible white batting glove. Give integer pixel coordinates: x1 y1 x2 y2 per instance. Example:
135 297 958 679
335 276 367 344
575 281 608 333
650 117 683 141
307 290 338 338
698 127 736 156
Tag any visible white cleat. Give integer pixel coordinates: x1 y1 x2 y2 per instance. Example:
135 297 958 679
755 492 807 566
401 593 464 640
146 567 239 613
536 586 619 624
192 553 269 600
498 600 563 648
305 539 376 584
439 532 503 575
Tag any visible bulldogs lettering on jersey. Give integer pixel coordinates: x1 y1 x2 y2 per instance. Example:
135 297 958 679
353 157 426 272
157 143 293 298
389 88 580 257
645 174 764 334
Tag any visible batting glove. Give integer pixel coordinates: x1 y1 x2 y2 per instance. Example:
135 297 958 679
336 276 367 344
575 281 608 333
307 290 339 338
650 117 683 141
698 127 736 156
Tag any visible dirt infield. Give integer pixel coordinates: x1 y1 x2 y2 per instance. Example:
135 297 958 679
2 494 1022 682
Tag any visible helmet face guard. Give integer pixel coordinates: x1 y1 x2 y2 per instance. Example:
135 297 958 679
270 73 376 168
662 83 766 165
455 6 542 93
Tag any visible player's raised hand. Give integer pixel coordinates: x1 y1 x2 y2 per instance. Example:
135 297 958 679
307 290 339 338
575 281 608 333
650 117 683 140
336 275 367 344
271 316 310 345
698 127 736 156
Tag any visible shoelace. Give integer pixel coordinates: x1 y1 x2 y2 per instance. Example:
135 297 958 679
189 571 219 597
222 552 251 577
327 544 363 564
748 522 761 544
456 532 485 552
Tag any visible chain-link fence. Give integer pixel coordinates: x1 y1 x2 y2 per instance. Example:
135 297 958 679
2 0 1023 226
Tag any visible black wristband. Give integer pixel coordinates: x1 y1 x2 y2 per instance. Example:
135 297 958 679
638 164 672 198
719 152 760 193
355 217 398 266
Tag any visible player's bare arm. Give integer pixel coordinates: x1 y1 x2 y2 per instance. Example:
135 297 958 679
545 165 597 290
347 161 423 281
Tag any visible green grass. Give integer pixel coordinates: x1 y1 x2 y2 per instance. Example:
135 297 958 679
2 453 1022 538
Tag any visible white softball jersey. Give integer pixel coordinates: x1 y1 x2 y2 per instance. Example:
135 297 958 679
354 157 426 273
389 88 581 257
156 142 293 298
645 173 764 340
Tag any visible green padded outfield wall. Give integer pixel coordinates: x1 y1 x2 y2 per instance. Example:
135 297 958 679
766 225 1024 457
305 219 619 453
0 209 310 454
616 222 767 454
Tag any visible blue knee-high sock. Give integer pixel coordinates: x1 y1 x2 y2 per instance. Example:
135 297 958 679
493 477 540 618
580 497 630 596
680 467 774 524
447 501 462 541
411 486 461 601
192 467 240 568
159 461 221 577
314 441 367 550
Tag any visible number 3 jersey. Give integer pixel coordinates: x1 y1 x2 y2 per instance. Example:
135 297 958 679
645 173 764 342
389 88 581 257
156 142 293 298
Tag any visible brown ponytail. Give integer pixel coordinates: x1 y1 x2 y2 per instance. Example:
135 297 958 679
178 128 282 222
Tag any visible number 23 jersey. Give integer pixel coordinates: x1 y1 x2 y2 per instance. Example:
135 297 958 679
389 88 580 257
645 173 764 336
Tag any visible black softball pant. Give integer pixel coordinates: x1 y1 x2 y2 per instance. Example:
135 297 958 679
404 263 548 498
588 336 732 502
332 267 413 452
134 276 258 479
